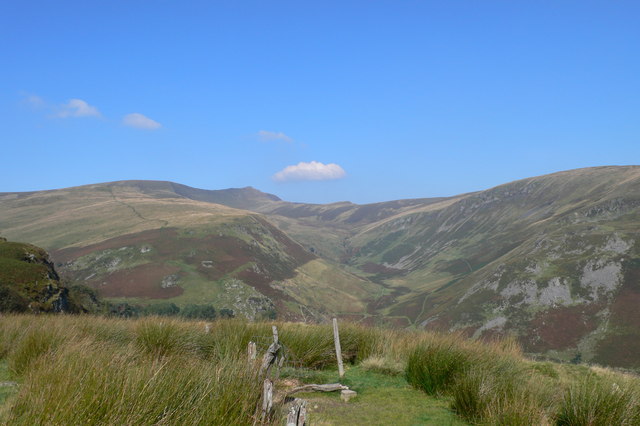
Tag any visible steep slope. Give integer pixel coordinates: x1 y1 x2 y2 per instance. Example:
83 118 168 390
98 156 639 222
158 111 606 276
343 166 640 367
0 182 379 320
0 237 73 313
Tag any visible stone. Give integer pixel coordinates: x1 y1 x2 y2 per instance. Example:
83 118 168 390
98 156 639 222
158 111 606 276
340 389 357 402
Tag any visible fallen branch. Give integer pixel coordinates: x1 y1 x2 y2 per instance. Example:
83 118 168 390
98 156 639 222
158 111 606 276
286 383 349 395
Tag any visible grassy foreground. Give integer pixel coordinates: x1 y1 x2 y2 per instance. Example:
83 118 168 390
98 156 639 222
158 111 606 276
0 315 639 425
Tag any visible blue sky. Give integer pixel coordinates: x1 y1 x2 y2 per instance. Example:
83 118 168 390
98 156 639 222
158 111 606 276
1 1 639 204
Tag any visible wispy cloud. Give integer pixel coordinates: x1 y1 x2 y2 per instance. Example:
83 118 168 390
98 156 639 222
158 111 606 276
22 94 45 108
20 94 163 132
56 98 101 118
123 113 162 130
257 130 293 143
273 161 346 182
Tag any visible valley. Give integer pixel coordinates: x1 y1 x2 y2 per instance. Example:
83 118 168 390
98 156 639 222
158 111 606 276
2 166 640 368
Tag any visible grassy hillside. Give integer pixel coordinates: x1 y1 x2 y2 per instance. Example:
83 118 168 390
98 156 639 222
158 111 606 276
341 166 640 367
1 315 638 425
0 238 74 313
0 182 381 321
2 167 640 368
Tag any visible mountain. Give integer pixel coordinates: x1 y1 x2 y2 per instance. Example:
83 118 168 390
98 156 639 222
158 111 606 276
340 166 640 367
210 166 640 368
1 166 640 368
0 181 377 321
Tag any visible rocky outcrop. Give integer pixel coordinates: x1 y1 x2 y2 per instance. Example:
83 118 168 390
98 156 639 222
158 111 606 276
0 238 74 313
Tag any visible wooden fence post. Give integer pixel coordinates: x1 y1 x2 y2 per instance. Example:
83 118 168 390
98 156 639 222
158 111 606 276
272 325 282 378
260 326 281 375
297 399 307 426
261 379 273 421
286 398 307 426
332 318 344 378
248 341 257 363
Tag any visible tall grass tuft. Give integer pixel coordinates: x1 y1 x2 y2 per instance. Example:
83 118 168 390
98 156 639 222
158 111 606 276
7 326 65 376
6 340 265 425
135 317 194 357
449 357 553 425
556 375 640 426
405 336 474 395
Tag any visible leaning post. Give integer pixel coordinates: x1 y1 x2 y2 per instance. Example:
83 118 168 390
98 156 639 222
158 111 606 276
332 318 345 378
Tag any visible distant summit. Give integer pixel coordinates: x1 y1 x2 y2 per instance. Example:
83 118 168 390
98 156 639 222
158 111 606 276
169 183 282 210
88 180 283 211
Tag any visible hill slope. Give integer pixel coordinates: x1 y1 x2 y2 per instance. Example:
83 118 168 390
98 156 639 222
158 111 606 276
2 167 640 367
186 166 640 367
0 181 379 321
340 166 640 367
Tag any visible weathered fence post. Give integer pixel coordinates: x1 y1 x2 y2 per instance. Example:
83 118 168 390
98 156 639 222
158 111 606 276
247 341 257 363
261 378 273 421
273 325 284 378
333 318 344 378
260 326 281 375
286 398 307 426
297 399 307 426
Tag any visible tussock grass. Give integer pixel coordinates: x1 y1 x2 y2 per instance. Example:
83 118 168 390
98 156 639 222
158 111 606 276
135 317 195 357
449 357 555 425
405 337 474 395
0 315 386 425
0 316 267 425
279 322 377 369
9 341 263 425
402 331 640 425
7 326 66 376
556 375 640 425
1 314 639 425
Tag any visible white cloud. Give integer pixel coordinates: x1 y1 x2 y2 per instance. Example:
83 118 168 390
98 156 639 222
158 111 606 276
57 98 101 118
273 161 346 182
22 94 45 108
123 113 162 130
257 130 293 142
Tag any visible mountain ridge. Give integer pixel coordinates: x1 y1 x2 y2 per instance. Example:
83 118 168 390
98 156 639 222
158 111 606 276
2 165 640 367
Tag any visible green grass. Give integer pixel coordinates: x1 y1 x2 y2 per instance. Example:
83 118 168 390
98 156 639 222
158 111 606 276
1 314 640 425
0 360 17 406
287 366 466 425
6 326 64 376
556 374 640 425
405 338 474 396
0 360 18 423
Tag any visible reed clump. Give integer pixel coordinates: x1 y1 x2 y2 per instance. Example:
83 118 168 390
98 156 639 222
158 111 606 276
556 374 640 425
